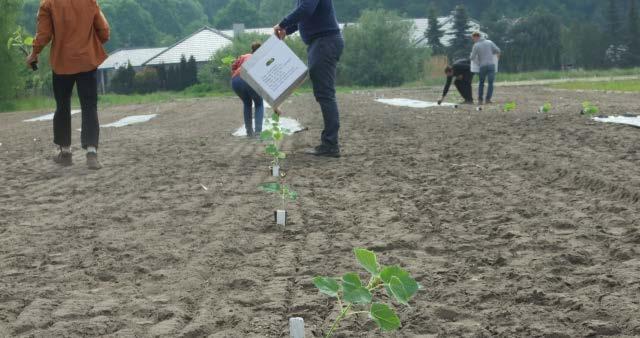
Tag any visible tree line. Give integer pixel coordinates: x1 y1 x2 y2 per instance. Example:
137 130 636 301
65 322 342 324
2 0 640 101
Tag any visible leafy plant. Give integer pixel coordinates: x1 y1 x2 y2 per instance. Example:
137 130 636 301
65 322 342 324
7 27 37 70
503 101 517 112
260 112 287 169
541 102 552 113
313 248 420 337
259 112 297 213
221 56 236 67
260 181 298 210
581 101 600 115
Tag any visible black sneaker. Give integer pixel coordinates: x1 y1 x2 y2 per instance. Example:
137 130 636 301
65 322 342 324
304 145 341 158
53 151 73 166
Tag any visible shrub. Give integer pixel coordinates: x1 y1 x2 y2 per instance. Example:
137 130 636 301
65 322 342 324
133 67 160 94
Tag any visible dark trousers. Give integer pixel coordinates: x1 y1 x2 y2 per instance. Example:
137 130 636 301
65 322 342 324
307 34 344 148
454 78 473 102
231 76 264 135
52 69 99 149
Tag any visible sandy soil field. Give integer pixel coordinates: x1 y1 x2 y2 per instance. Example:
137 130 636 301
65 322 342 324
0 85 639 337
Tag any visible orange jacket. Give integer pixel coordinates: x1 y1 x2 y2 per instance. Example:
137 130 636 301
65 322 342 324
231 54 252 78
33 0 110 75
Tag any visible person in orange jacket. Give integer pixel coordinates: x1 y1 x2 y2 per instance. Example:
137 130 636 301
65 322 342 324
27 0 110 170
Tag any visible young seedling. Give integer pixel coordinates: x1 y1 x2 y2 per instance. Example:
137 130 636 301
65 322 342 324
261 112 287 177
503 101 517 112
539 102 552 113
260 179 298 225
6 27 37 70
313 248 421 337
581 101 600 116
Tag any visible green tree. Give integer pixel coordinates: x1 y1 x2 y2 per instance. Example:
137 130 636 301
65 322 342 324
137 0 208 40
179 54 189 89
133 67 160 93
187 55 199 87
607 0 622 44
340 9 428 87
110 62 136 94
100 0 160 50
214 0 260 29
627 0 640 66
1 0 23 101
502 10 562 72
449 5 472 60
425 6 445 55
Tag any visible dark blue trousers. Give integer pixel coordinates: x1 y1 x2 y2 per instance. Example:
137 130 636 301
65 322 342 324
307 34 344 148
231 76 264 135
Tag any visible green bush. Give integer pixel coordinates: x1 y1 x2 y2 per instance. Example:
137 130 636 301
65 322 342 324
133 67 159 94
340 9 430 87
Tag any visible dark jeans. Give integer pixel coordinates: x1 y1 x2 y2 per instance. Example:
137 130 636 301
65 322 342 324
308 34 344 148
454 77 473 102
478 64 496 102
52 70 99 149
231 76 264 135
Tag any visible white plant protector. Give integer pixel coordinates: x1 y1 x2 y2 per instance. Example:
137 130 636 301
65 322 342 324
233 116 305 137
24 109 80 122
376 98 457 108
102 114 158 128
593 115 640 128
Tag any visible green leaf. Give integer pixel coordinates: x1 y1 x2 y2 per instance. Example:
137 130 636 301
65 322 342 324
260 130 273 141
271 112 280 122
260 182 281 194
23 37 33 46
286 190 298 201
273 131 283 141
389 276 411 305
221 56 235 66
354 248 379 276
342 273 372 304
266 144 279 156
313 276 340 297
380 266 419 303
276 151 286 159
369 303 401 331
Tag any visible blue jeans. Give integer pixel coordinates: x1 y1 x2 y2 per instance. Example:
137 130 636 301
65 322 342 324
231 76 264 135
308 34 344 148
478 64 496 102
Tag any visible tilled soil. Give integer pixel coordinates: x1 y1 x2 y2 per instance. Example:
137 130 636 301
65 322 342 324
0 86 639 337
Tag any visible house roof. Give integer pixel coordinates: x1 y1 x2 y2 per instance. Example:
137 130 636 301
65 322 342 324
143 26 233 66
412 16 482 47
98 47 167 70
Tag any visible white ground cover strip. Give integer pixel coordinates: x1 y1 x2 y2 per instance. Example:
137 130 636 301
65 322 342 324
102 114 158 128
593 115 640 128
375 98 457 108
233 117 305 137
24 109 80 122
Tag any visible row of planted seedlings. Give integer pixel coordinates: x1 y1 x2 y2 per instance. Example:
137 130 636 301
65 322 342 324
259 110 297 226
255 113 422 336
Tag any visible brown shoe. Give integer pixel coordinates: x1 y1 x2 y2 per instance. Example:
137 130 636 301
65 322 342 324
86 152 102 170
53 151 73 166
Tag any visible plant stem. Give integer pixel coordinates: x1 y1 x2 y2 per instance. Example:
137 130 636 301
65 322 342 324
325 304 352 338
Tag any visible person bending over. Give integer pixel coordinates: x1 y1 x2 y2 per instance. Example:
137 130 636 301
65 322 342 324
27 0 110 170
231 42 264 138
274 0 344 158
438 59 474 105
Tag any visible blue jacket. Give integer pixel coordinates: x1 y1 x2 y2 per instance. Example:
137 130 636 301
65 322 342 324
279 0 340 45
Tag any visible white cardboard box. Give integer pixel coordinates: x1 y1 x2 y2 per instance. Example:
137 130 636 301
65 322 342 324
240 36 308 108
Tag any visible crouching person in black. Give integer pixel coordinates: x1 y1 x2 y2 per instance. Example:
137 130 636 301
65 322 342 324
438 59 474 105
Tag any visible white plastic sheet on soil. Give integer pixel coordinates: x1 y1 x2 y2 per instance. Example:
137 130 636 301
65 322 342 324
375 98 457 108
24 109 80 122
593 115 640 128
102 114 158 128
233 117 305 137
